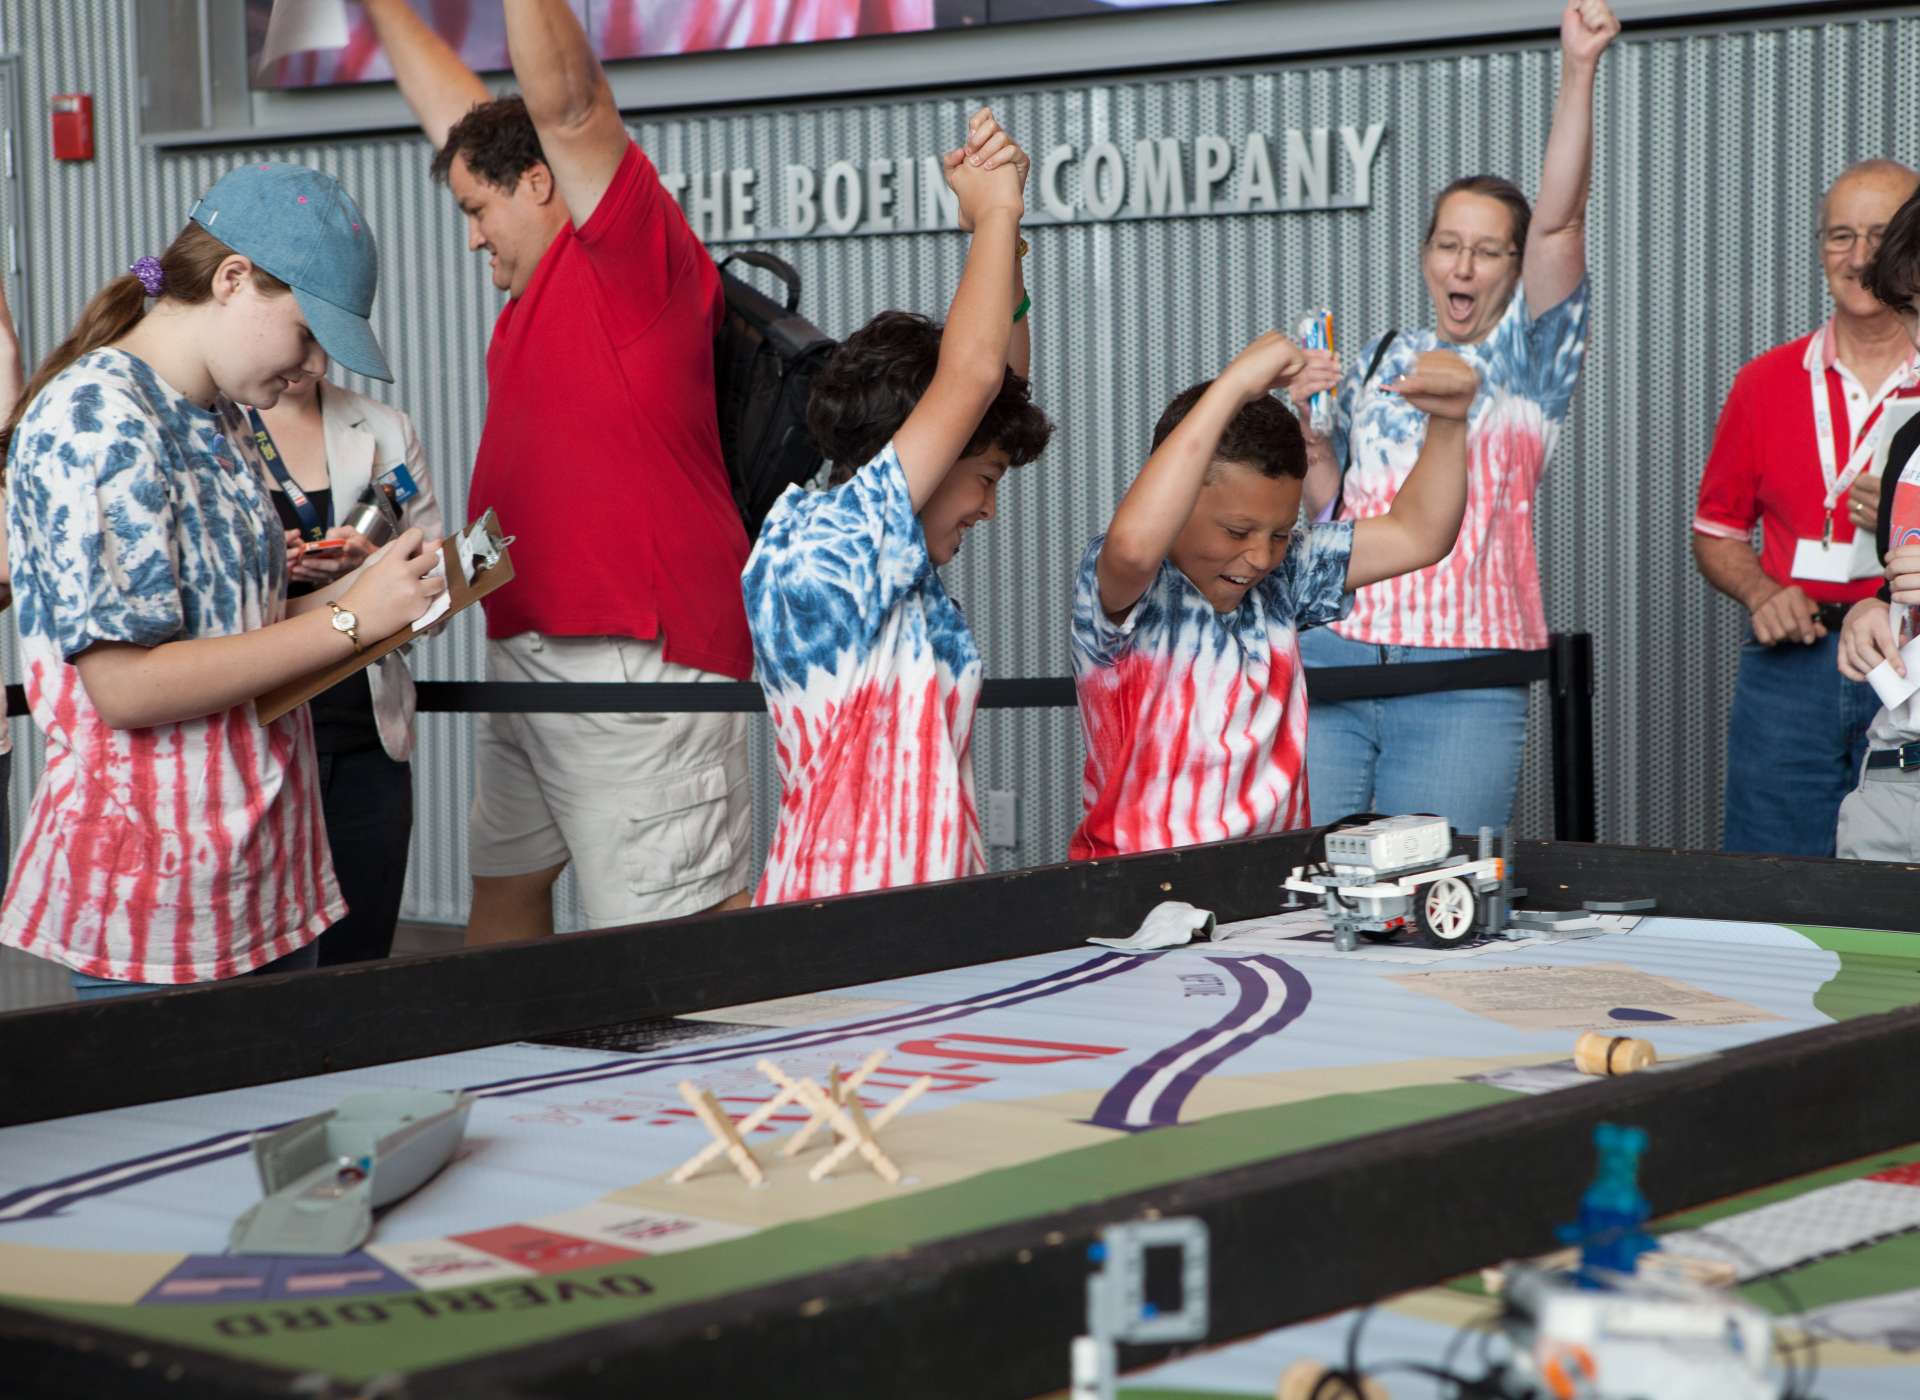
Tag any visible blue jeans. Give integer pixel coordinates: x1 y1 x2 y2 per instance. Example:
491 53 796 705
1723 634 1878 857
68 940 320 1001
1299 627 1530 833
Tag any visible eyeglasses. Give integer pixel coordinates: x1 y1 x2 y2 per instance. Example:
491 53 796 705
1427 236 1518 267
1821 225 1888 254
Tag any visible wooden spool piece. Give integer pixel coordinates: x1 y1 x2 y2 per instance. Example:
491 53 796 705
1574 1031 1656 1076
1276 1359 1389 1400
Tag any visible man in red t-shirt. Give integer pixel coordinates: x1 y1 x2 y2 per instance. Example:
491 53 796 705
364 0 753 939
1693 159 1920 856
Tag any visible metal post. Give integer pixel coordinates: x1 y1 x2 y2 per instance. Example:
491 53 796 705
1548 632 1597 843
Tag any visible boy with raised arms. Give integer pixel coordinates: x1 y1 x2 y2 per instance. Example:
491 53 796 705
744 110 1053 903
1072 335 1479 858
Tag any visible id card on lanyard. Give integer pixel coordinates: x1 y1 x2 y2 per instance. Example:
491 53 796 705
248 407 325 542
1792 324 1916 584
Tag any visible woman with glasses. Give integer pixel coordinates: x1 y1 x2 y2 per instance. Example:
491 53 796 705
1693 160 1920 856
1295 0 1618 836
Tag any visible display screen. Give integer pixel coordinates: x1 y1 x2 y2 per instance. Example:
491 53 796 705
247 1 1235 90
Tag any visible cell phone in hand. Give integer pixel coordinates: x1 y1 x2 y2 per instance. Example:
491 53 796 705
302 538 348 557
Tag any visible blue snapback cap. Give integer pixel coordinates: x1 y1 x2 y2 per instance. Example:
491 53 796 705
189 163 392 383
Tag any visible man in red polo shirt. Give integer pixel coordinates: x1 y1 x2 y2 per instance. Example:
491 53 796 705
1694 159 1920 856
364 0 753 938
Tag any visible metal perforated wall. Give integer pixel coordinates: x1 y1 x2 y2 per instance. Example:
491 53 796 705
2 5 1916 928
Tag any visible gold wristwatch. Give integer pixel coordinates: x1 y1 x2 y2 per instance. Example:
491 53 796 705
328 601 362 653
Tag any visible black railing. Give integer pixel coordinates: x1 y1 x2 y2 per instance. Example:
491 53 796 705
0 631 1598 842
408 630 1599 842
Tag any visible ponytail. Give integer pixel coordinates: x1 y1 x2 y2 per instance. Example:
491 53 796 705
0 223 292 470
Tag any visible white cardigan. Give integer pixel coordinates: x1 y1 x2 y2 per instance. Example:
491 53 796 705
316 381 446 764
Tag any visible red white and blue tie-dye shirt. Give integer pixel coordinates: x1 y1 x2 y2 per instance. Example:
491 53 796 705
1329 278 1589 651
1 349 345 982
743 444 985 903
1069 522 1354 860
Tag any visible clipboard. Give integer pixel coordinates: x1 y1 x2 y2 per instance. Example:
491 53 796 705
255 510 515 727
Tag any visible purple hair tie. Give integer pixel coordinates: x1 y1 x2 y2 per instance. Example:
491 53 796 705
129 256 164 298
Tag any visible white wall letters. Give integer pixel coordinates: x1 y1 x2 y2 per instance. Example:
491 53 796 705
681 121 1389 241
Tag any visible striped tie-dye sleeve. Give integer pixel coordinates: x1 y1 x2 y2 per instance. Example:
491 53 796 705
10 378 183 662
1520 275 1591 423
743 442 930 691
1071 533 1159 669
1266 520 1355 632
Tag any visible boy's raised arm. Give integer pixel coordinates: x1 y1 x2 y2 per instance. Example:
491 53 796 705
1097 333 1307 618
1344 352 1479 591
892 110 1028 511
361 0 493 152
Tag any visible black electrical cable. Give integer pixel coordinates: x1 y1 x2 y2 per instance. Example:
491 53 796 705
1317 1301 1506 1399
1435 1299 1501 1388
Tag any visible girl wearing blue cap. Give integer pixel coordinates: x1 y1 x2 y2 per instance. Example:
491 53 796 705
0 164 444 998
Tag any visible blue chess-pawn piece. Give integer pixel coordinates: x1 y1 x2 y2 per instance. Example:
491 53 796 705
1557 1122 1657 1286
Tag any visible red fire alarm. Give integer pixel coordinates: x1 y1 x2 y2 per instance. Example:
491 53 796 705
51 93 93 162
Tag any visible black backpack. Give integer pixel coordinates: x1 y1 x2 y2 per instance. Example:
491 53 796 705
713 251 837 537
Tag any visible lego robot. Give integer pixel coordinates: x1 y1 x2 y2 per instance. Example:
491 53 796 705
1282 815 1512 952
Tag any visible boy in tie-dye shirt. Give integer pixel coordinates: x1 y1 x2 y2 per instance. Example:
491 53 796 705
743 110 1053 904
1070 333 1479 859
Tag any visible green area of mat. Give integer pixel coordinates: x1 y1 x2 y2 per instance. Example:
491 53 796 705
4 1081 1512 1380
1792 923 1920 1022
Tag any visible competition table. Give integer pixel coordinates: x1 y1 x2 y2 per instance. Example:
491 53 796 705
3 831 1918 1398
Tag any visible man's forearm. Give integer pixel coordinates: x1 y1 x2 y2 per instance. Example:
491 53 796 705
361 0 492 150
1692 534 1776 612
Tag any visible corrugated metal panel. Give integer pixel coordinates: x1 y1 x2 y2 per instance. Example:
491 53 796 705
3 5 1917 931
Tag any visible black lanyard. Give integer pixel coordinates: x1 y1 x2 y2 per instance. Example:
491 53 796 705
247 407 325 541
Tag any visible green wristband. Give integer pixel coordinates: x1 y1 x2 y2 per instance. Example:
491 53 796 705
1013 292 1031 324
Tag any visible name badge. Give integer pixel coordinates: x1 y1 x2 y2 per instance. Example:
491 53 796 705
1790 536 1857 584
377 464 419 504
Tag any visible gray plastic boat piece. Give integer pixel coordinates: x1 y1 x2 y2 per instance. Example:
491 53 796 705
229 1089 473 1256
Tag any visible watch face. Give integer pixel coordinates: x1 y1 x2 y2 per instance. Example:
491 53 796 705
332 609 358 633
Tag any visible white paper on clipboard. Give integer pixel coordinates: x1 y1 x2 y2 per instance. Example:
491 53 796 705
259 0 350 73
411 518 509 633
412 558 452 633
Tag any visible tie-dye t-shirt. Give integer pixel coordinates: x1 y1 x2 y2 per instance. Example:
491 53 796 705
1329 279 1589 651
743 444 984 903
1069 522 1354 859
1 349 344 982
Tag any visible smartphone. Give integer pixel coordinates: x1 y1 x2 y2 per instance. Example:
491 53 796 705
301 538 348 557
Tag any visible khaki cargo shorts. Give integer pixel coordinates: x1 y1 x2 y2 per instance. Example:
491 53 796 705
468 634 751 927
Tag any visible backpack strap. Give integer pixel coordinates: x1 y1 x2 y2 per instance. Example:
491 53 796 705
720 251 802 313
1333 330 1397 521
1362 329 1398 389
